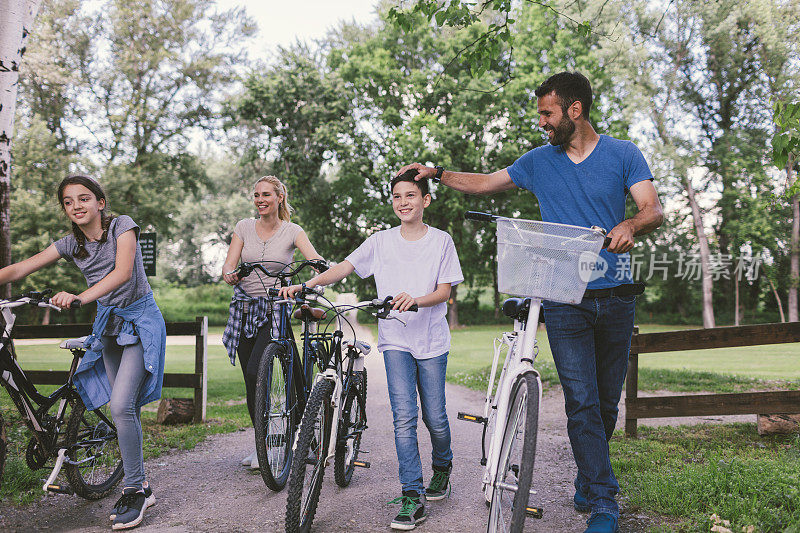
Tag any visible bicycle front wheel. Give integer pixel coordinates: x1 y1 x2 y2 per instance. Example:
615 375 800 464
285 378 334 533
487 371 540 533
63 400 124 500
255 342 296 491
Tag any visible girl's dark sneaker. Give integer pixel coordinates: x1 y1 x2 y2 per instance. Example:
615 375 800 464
425 463 452 500
388 491 427 530
110 485 155 520
111 488 148 530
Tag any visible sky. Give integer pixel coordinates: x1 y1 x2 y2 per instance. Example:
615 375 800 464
216 0 381 59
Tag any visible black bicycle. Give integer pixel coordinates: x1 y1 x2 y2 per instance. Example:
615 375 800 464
227 259 334 491
285 293 416 533
0 289 123 499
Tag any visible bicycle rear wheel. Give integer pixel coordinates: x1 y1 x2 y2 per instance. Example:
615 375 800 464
334 373 366 487
255 342 295 491
63 400 124 500
487 372 540 533
285 379 333 533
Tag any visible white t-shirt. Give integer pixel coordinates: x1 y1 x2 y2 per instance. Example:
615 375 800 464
345 225 463 359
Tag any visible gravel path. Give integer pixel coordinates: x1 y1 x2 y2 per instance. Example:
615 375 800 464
1 326 754 532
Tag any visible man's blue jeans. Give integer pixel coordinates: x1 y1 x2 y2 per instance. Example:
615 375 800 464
542 295 636 519
383 350 453 495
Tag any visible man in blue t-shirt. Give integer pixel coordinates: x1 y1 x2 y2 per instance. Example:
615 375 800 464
399 71 663 533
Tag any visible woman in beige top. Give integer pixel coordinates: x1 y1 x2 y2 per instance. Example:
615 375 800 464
221 175 323 469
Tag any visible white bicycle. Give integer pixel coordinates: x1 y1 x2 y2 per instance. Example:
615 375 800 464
458 211 609 533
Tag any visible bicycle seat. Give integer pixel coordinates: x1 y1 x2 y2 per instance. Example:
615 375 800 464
502 298 531 321
345 340 371 356
292 304 327 322
59 336 88 350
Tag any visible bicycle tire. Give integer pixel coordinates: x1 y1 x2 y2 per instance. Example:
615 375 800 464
64 399 124 500
285 378 334 533
0 412 6 492
334 373 366 487
487 372 540 533
254 342 295 491
356 368 367 403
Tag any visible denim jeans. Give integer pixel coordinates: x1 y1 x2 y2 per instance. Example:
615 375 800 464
102 336 148 490
542 295 636 518
383 350 453 495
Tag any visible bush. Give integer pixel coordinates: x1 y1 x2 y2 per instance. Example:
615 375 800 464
152 281 232 326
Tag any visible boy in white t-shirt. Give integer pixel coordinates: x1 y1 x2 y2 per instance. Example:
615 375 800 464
281 169 463 530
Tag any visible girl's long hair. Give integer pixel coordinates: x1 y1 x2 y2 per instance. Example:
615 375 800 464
57 175 115 259
254 175 293 222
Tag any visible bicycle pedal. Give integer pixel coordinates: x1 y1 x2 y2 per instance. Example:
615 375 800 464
525 506 543 519
46 484 74 495
457 412 487 424
353 460 370 468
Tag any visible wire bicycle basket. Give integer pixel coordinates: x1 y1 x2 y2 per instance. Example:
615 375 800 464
496 217 606 303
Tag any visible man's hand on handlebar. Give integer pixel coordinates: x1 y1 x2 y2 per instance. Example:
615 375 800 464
605 220 635 254
51 291 81 309
391 292 419 313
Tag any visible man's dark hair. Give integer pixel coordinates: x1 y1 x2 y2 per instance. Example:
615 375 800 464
390 168 429 196
535 71 593 120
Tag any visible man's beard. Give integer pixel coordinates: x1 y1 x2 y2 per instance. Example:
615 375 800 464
547 114 576 146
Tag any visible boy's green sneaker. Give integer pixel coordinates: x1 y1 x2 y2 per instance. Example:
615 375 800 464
425 463 452 500
388 491 427 530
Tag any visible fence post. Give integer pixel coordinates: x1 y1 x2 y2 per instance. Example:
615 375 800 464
193 316 208 423
625 326 639 438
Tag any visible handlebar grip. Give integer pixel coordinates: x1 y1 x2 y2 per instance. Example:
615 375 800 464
464 211 497 222
602 237 612 249
408 303 418 312
70 299 82 309
268 288 280 297
315 260 329 273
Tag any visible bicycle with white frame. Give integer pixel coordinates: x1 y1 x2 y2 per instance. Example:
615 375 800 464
458 211 610 533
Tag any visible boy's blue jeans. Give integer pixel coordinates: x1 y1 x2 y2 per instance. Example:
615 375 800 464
383 350 453 495
542 295 636 519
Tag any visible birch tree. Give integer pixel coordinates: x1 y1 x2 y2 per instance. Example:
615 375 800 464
0 0 41 295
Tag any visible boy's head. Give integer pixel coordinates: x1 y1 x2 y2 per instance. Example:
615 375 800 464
390 169 431 223
390 168 429 196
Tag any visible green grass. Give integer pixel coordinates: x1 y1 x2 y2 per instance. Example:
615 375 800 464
443 324 800 393
611 424 800 532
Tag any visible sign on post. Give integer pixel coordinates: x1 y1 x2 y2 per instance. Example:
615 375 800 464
139 232 157 276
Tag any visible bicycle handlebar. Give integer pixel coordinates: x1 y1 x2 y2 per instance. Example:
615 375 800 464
464 211 498 222
466 211 614 249
229 259 329 280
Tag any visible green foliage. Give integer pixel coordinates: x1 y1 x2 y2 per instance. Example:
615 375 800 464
774 99 800 197
151 281 232 325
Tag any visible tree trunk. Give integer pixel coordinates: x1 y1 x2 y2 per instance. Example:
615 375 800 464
448 283 460 329
734 277 740 326
41 306 50 325
0 0 41 298
156 398 195 425
766 275 786 323
683 175 715 328
788 154 798 322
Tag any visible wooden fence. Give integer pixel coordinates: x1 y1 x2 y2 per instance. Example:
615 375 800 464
16 316 208 422
625 322 800 438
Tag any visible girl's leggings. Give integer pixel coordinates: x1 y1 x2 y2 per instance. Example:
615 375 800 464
102 336 147 490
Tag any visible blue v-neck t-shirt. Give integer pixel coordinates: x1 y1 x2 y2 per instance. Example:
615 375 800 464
507 135 654 289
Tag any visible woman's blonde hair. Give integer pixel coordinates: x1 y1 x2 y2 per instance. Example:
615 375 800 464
254 175 293 222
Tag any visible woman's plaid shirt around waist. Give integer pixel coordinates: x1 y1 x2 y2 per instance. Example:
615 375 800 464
222 285 279 365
